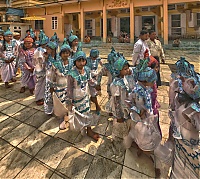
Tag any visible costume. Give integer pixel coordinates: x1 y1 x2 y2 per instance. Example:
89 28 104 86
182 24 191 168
0 29 18 83
19 37 35 90
33 34 49 102
66 51 99 133
124 59 162 151
97 47 118 97
50 39 73 118
44 41 58 114
148 57 161 117
168 57 200 179
86 49 103 97
68 30 82 57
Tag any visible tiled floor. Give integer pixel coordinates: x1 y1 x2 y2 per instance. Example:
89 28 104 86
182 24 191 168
0 49 199 178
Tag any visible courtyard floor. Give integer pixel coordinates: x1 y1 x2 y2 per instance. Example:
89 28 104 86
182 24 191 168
0 49 199 179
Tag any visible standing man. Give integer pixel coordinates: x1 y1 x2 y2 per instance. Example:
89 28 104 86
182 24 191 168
132 30 150 66
147 30 165 87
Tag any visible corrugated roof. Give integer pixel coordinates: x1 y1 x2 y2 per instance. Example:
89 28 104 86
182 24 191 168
6 8 24 17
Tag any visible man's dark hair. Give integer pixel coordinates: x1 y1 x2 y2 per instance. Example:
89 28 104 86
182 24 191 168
140 30 148 35
149 30 155 35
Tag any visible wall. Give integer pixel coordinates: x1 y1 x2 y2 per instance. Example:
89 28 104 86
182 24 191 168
27 6 64 41
25 0 199 42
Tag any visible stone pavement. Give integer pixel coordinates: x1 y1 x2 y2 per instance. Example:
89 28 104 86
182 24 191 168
0 49 199 179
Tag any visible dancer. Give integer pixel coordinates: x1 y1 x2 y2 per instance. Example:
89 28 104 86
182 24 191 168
168 57 199 179
33 33 49 105
86 49 103 114
0 28 18 88
44 41 58 115
66 51 100 141
124 59 162 177
19 36 35 94
68 30 82 57
109 56 131 139
50 38 73 129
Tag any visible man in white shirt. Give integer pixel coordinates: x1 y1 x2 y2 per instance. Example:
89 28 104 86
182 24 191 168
132 30 150 66
147 30 165 86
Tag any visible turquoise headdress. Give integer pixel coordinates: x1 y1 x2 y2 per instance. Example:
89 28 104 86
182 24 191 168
39 34 49 45
113 55 129 77
68 30 78 43
29 28 35 39
60 38 71 51
114 56 128 71
107 47 118 65
39 30 45 41
175 57 195 78
50 32 59 43
73 51 86 62
133 59 157 83
46 41 57 50
4 28 12 36
90 49 99 57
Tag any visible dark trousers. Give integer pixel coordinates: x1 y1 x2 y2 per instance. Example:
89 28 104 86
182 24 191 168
153 56 162 86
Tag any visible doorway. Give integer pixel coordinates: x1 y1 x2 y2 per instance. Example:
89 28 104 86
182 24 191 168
120 17 130 34
142 16 155 31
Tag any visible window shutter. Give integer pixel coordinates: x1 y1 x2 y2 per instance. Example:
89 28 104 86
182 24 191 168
168 14 171 35
181 13 186 35
92 19 95 36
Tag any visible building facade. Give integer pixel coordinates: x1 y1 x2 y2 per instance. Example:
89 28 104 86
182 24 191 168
11 0 200 44
0 0 30 38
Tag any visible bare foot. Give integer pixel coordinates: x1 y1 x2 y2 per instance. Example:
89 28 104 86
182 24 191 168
11 78 16 82
87 127 100 141
109 113 113 116
96 105 101 115
29 88 34 95
155 168 161 178
20 87 25 93
36 100 44 106
5 82 11 88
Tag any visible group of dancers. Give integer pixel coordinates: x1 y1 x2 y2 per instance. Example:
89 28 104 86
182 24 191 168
0 28 199 179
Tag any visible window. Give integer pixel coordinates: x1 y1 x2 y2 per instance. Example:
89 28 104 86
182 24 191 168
35 20 43 30
171 14 181 35
120 9 130 13
197 13 200 26
85 20 92 29
52 16 58 30
168 4 175 10
85 20 92 36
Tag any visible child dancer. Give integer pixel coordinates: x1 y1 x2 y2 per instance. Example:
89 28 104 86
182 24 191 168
19 36 35 94
33 34 49 105
44 41 58 115
97 47 118 99
86 49 103 114
0 28 18 88
124 59 162 177
50 39 73 129
166 57 200 179
109 56 131 138
66 51 100 141
68 30 82 57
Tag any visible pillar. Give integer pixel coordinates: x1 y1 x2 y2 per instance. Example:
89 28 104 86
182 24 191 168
103 3 107 42
160 5 164 38
163 0 168 44
130 0 134 43
80 7 84 42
